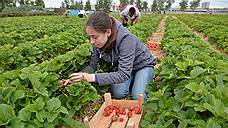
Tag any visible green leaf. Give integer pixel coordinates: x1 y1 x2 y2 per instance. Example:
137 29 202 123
140 120 152 128
203 103 215 115
80 94 89 103
163 119 173 128
190 120 206 127
194 105 206 112
216 75 224 87
213 99 225 116
207 119 221 128
185 108 196 119
11 90 25 102
36 109 46 122
193 60 204 66
46 97 61 112
224 86 228 98
21 69 48 96
175 62 188 71
190 66 206 78
25 119 42 128
10 78 22 87
26 97 45 112
46 111 58 122
0 104 16 125
62 117 85 128
58 106 69 115
185 82 199 93
66 83 85 96
87 92 101 103
173 103 182 112
18 108 31 122
6 117 24 128
178 119 190 128
149 102 158 112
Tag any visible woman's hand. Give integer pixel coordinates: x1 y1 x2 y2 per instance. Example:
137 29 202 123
69 73 95 83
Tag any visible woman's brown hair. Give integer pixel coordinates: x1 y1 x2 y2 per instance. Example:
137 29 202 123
85 11 117 51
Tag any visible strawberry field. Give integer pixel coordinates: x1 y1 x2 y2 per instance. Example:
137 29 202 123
0 14 228 128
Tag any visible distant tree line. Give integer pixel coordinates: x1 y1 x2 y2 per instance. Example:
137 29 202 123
0 0 202 15
0 0 45 12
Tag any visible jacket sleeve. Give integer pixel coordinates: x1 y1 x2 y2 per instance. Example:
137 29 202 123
81 46 99 73
95 35 136 85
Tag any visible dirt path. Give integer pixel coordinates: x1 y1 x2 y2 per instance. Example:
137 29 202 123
147 16 168 68
172 16 227 56
192 29 228 56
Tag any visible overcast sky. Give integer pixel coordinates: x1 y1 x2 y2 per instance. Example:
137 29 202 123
43 0 228 8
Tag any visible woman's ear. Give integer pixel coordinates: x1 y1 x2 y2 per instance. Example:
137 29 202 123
106 29 112 37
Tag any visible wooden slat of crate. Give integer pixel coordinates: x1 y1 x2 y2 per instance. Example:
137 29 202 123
112 100 142 109
127 113 142 128
95 111 115 128
84 93 144 128
84 93 113 128
110 109 129 128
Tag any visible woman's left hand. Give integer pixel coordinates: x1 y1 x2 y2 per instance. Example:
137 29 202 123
69 73 95 83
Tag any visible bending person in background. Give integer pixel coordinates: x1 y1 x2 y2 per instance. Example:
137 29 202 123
120 5 141 27
65 11 156 101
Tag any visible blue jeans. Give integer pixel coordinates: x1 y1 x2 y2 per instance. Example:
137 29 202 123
111 67 154 100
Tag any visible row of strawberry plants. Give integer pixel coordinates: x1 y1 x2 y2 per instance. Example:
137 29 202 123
0 16 87 46
0 29 88 74
175 14 228 53
128 14 164 43
0 43 101 127
185 14 228 27
141 17 228 127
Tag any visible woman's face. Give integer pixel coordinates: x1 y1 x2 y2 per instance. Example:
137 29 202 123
86 26 111 48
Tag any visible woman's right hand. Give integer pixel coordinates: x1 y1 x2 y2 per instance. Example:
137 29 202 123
60 79 71 87
69 73 85 83
69 73 95 83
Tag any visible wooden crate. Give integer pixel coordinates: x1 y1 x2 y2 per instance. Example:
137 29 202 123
83 93 144 128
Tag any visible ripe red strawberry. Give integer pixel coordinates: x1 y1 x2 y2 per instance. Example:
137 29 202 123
122 110 126 115
134 107 141 114
116 109 120 116
147 43 158 50
115 105 120 110
119 117 124 122
129 106 134 111
109 109 113 114
127 111 133 117
109 105 114 110
104 110 110 117
104 106 109 112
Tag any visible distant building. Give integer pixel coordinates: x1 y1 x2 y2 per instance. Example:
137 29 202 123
202 2 210 9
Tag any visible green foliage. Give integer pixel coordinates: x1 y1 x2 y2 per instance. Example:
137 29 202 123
0 31 98 127
190 0 200 11
175 14 228 52
95 0 112 12
85 0 91 11
141 17 228 127
179 0 188 11
0 16 87 73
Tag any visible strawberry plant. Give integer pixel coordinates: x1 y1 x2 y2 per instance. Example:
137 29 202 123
0 43 101 127
141 17 228 128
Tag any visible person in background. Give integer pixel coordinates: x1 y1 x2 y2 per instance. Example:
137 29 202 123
64 11 156 101
78 10 87 18
120 5 141 27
